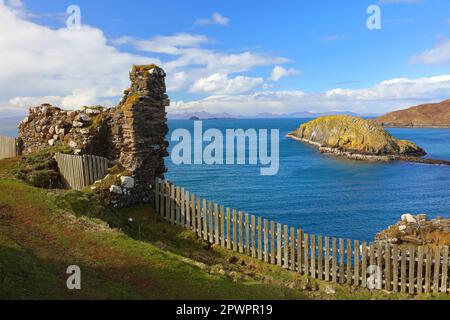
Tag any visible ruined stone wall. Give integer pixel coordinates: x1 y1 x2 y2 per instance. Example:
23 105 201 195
18 65 170 207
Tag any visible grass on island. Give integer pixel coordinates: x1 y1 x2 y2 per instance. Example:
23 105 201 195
0 155 448 300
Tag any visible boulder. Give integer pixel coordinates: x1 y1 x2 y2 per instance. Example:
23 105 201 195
120 176 135 189
68 141 78 149
401 214 417 224
109 185 123 194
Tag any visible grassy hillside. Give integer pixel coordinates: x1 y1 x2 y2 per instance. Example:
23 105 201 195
0 156 447 300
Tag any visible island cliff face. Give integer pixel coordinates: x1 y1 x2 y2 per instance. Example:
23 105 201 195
376 99 450 128
288 115 431 162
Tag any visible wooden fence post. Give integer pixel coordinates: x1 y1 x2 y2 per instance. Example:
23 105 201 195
277 223 282 267
264 220 269 263
324 236 330 281
170 184 175 224
400 247 407 293
310 234 316 278
214 203 219 245
339 239 345 284
441 246 449 294
185 191 190 229
298 230 303 274
283 225 289 269
270 221 276 265
317 235 323 280
425 247 432 293
332 237 337 283
233 210 238 252
304 233 309 277
245 213 250 255
238 212 244 254
209 201 213 243
384 243 391 291
251 215 256 258
433 246 441 294
417 245 424 294
203 199 208 241
409 245 416 294
346 239 352 286
361 242 367 289
226 208 231 250
257 217 263 260
220 206 225 247
197 196 202 238
290 227 296 271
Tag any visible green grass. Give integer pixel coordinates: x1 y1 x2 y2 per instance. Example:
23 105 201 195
0 156 448 300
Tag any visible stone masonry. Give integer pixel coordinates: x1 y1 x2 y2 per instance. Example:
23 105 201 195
18 65 170 207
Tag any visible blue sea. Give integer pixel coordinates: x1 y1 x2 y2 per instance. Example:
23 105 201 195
166 119 450 242
1 118 449 241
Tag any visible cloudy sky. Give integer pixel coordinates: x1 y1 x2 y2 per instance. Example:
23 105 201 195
0 0 450 117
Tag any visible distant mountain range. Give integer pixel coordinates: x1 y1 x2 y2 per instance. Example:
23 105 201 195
168 111 381 120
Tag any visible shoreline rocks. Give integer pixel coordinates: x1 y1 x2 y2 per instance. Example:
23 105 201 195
375 214 450 246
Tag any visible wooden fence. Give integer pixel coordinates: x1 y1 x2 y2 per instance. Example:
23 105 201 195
0 136 19 160
154 178 449 295
55 153 109 191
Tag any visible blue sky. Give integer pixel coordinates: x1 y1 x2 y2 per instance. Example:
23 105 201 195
0 0 450 116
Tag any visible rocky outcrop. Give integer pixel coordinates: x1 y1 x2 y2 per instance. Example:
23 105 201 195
288 115 427 162
18 64 170 208
19 105 109 156
376 99 450 128
376 214 450 246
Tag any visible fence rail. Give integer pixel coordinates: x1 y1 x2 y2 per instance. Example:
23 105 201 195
0 136 19 160
154 178 450 295
55 153 109 191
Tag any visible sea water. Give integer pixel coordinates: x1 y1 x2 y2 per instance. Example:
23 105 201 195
1 117 449 241
166 119 450 242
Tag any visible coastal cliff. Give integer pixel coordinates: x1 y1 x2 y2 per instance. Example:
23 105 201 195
376 99 450 128
288 115 426 162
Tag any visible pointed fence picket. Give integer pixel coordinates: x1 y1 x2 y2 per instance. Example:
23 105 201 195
154 178 450 295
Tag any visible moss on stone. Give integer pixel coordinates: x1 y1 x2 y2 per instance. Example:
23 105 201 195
14 146 71 189
132 64 159 73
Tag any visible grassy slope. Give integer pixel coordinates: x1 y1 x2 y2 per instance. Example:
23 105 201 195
0 157 447 300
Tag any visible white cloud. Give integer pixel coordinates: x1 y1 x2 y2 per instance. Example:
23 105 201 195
112 33 208 55
410 38 450 65
195 13 229 26
379 0 421 4
190 73 264 94
172 74 450 115
270 66 301 81
0 3 159 115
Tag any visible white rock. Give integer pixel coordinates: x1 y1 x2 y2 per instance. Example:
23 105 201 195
121 176 135 189
324 286 336 295
78 114 91 122
85 108 101 115
398 225 407 231
401 214 417 224
69 141 78 148
72 121 84 128
22 116 29 124
109 185 123 194
48 139 55 146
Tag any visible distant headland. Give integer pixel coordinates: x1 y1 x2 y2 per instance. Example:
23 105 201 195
376 99 450 128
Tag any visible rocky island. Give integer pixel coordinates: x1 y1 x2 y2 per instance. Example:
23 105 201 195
376 99 450 128
288 115 450 165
